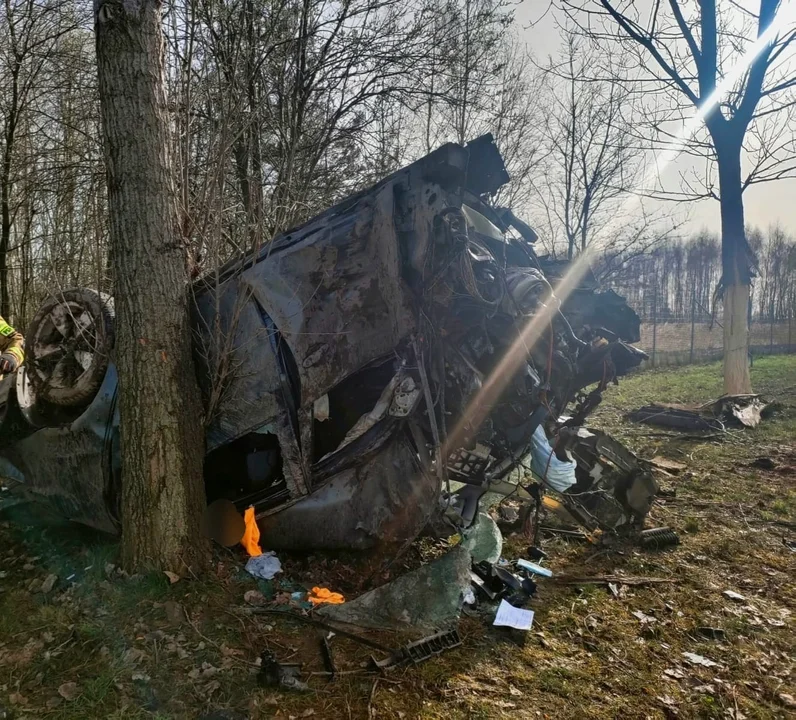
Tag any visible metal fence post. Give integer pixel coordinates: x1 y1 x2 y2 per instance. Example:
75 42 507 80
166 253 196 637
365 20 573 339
770 313 775 355
651 277 658 367
690 286 696 364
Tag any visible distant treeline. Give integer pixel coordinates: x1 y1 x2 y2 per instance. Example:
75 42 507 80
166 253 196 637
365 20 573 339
602 226 796 323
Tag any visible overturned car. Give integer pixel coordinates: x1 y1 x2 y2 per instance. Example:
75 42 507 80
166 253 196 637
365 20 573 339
0 135 652 549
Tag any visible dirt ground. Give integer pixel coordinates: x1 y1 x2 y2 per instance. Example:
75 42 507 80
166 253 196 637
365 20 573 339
0 356 794 720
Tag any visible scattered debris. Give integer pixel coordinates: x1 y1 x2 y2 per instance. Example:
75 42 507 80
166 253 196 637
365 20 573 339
471 559 538 601
713 395 765 427
258 650 308 692
663 668 685 680
628 404 723 432
245 552 281 580
696 626 727 641
164 570 180 584
682 651 719 668
564 428 659 532
723 590 747 602
629 394 768 433
631 610 657 625
316 546 471 632
516 559 553 578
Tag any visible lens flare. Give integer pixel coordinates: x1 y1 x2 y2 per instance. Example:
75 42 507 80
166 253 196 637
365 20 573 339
445 5 796 458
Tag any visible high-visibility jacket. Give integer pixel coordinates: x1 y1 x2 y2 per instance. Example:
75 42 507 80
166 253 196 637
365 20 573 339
0 316 24 368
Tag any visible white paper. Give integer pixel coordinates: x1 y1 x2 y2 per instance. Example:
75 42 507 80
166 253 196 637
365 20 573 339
493 599 534 630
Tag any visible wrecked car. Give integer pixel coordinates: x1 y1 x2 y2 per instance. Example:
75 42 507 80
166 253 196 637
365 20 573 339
0 135 651 549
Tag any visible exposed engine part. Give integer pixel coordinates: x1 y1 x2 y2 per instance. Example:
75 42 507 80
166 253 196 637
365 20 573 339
640 527 680 549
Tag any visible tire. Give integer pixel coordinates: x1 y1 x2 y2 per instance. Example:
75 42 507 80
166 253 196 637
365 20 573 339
26 289 115 407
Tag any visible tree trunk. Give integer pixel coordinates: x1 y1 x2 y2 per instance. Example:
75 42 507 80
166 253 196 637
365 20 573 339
94 0 209 572
716 139 752 395
1 84 17 320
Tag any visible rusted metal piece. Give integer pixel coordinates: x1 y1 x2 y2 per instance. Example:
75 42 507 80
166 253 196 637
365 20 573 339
629 394 766 433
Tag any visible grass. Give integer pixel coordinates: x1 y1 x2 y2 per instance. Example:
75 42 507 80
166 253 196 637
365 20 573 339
0 355 794 719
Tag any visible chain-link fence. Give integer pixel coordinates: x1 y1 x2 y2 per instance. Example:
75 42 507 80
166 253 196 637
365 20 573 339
634 301 795 368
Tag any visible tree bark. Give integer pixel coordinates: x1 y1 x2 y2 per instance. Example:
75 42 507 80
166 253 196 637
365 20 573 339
0 68 18 320
94 0 209 572
715 137 752 395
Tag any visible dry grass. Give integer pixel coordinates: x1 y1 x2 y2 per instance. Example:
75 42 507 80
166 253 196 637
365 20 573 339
0 355 794 719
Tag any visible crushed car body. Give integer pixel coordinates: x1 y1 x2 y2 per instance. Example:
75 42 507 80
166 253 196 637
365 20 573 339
0 135 650 548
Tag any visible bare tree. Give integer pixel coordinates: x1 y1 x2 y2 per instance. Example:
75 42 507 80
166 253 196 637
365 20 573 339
533 29 645 260
0 0 79 319
563 0 796 394
94 0 209 572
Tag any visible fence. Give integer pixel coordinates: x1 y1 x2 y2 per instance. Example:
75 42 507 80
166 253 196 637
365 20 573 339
635 307 795 368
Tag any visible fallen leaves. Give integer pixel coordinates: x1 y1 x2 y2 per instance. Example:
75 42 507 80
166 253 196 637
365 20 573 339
164 571 181 584
780 693 796 708
244 589 267 606
40 573 58 594
163 600 184 625
631 610 657 625
57 682 80 701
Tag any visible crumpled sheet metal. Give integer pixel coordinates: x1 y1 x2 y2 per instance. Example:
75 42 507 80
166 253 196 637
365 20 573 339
331 371 421 455
192 275 286 452
243 183 415 408
628 394 766 432
0 366 121 534
257 433 439 550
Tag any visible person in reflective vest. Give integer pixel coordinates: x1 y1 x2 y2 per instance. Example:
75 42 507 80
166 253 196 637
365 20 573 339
0 317 24 375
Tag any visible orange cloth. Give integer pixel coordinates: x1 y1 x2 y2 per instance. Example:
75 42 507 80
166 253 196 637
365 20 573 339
308 586 345 605
241 506 262 557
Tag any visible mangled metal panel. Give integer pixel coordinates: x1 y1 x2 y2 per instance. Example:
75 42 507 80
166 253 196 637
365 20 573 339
193 275 290 452
258 432 439 550
0 366 120 534
243 183 416 407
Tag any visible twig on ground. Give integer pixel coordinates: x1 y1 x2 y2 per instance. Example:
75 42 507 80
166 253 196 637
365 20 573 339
368 678 380 719
553 575 680 586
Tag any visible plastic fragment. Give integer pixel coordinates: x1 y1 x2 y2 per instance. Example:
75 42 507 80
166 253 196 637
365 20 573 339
516 559 553 578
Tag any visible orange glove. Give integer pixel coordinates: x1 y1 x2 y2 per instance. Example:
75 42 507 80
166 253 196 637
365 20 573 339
308 586 345 605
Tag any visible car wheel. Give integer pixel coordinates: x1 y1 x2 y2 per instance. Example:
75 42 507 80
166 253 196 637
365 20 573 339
26 289 115 407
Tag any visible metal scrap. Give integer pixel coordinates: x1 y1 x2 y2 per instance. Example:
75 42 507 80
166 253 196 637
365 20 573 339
369 629 463 671
628 394 768 433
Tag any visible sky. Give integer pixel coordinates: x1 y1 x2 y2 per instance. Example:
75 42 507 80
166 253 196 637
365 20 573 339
517 1 796 238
